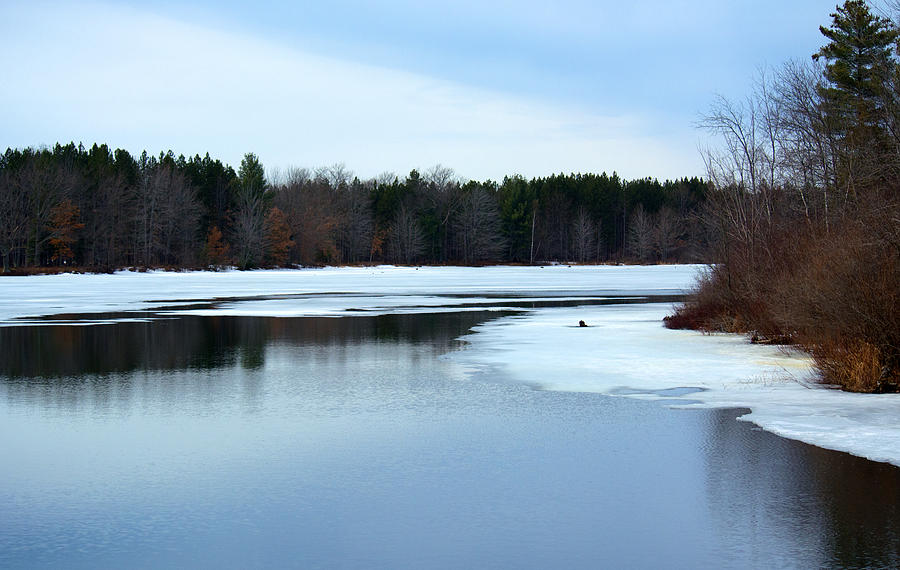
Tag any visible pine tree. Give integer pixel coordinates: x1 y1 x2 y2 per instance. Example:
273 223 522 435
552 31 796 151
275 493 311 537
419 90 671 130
237 152 267 199
813 0 900 193
814 0 898 118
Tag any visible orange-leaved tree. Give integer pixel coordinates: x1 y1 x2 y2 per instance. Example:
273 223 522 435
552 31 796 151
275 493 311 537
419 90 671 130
205 225 231 267
47 199 84 265
263 207 294 266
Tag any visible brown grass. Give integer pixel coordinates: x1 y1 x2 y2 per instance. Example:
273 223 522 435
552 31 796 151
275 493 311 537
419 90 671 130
812 340 898 393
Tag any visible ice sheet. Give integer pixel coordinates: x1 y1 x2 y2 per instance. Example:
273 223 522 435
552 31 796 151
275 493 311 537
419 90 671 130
0 265 696 323
448 303 900 467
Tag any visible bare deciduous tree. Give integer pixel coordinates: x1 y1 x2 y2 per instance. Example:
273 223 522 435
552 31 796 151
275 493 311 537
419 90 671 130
157 168 201 266
776 60 837 223
83 171 132 270
626 204 654 262
135 163 200 266
232 188 266 269
571 207 596 263
338 179 374 263
18 153 75 265
699 69 783 223
653 207 682 262
0 169 29 271
375 171 397 186
424 164 462 262
454 185 505 264
316 163 352 190
389 203 424 264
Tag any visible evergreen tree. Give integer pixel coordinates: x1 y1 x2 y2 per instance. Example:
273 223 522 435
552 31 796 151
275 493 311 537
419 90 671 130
813 0 900 193
237 152 267 198
814 0 898 119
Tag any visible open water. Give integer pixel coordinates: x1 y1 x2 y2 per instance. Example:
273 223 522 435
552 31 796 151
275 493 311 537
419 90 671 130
1 309 898 568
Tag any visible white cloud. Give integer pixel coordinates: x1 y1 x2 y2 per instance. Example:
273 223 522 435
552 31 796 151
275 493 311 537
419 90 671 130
1 1 705 180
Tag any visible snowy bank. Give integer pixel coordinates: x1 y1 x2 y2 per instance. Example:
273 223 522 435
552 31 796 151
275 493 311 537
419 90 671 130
448 303 900 467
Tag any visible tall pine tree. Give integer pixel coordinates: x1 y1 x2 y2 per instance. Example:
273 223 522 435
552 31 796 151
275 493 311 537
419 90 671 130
813 0 900 194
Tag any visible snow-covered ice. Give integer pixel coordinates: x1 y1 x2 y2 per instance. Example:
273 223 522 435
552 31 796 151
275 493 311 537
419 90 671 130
1 264 898 467
0 264 693 323
449 302 900 467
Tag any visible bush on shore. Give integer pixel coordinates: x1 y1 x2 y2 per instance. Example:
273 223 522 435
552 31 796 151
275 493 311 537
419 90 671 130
666 197 900 393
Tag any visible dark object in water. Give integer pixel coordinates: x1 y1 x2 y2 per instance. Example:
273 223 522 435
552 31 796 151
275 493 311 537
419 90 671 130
579 320 588 327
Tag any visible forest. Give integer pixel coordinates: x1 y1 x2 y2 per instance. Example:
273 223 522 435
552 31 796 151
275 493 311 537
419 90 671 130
0 144 708 271
666 0 900 393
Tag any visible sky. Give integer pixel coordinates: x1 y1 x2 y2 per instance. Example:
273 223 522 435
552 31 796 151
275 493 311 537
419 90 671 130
2 0 835 182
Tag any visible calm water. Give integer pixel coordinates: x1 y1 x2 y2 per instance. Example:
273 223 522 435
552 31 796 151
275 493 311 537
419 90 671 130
1 311 898 569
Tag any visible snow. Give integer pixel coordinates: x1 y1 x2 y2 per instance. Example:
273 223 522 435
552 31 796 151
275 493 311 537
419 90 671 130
1 264 898 466
449 302 900 467
0 264 694 323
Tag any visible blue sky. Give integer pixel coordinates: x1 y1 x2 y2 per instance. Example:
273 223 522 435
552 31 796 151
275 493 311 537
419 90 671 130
2 1 835 181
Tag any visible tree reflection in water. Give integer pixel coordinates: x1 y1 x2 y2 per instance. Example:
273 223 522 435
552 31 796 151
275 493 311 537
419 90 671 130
704 407 900 568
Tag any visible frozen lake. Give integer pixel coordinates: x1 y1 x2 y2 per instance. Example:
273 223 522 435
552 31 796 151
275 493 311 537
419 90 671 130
0 266 898 567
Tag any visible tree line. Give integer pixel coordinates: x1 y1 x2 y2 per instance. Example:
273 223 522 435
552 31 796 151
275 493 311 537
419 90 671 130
667 0 900 393
0 143 709 272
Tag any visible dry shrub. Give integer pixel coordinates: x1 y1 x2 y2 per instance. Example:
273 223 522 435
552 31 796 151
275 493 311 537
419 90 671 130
668 190 900 392
812 340 895 392
662 307 705 330
664 269 729 330
773 206 899 392
665 256 785 335
1 266 87 276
